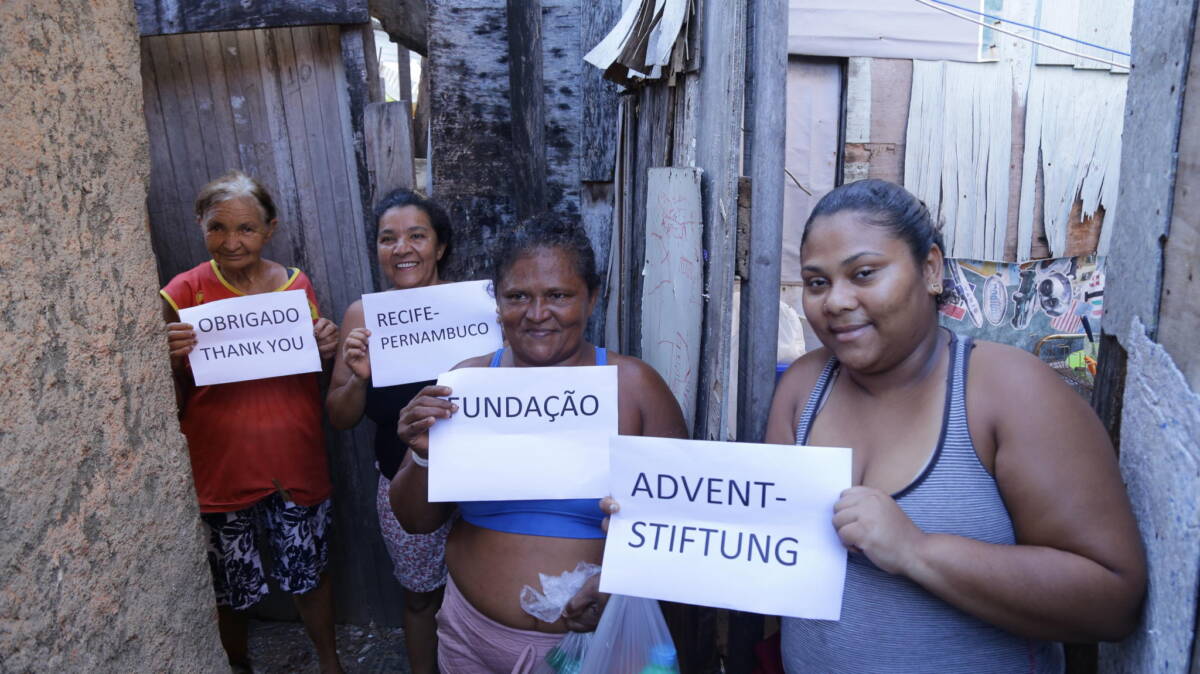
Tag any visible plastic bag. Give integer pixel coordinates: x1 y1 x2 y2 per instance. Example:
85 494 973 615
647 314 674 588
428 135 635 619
534 631 594 674
577 595 679 674
521 561 602 623
777 300 806 365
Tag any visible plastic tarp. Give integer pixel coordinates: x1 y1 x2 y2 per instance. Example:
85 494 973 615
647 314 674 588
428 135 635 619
789 0 981 61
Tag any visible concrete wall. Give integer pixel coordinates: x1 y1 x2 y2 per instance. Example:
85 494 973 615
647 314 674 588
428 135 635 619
1098 2 1200 672
0 0 226 670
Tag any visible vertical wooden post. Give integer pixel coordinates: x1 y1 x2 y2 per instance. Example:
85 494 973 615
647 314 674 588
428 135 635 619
506 0 548 221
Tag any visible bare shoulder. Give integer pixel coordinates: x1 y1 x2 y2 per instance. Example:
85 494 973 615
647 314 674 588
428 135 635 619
968 339 1080 403
776 346 834 400
606 350 664 382
340 298 365 325
452 352 497 370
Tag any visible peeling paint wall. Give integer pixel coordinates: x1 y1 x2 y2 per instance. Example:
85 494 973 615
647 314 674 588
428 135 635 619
0 0 226 669
1097 320 1200 673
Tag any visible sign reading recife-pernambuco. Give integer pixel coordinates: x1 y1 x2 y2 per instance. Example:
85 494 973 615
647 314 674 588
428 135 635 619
178 289 321 386
361 280 503 386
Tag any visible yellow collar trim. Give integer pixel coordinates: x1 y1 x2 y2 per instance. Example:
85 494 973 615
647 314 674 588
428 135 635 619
209 260 299 296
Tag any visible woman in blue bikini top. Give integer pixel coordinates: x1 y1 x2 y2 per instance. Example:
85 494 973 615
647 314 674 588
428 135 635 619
389 215 688 655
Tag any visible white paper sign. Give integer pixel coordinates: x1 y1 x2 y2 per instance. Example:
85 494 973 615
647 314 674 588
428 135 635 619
361 280 503 387
601 436 851 620
427 365 618 502
179 289 320 386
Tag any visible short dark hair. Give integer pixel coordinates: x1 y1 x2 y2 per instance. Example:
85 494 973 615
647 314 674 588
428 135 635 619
492 213 600 294
373 189 453 271
802 179 944 263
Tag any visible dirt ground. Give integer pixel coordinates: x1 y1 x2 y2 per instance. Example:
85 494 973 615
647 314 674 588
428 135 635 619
247 620 412 673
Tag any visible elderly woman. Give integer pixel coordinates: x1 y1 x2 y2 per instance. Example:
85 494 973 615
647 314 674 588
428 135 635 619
325 189 454 674
161 170 342 673
765 179 1146 672
390 215 688 673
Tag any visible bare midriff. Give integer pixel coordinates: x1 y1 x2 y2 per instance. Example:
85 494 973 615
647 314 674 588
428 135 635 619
445 520 604 633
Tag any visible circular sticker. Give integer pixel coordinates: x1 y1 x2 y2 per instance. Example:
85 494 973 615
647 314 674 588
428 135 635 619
983 274 1008 326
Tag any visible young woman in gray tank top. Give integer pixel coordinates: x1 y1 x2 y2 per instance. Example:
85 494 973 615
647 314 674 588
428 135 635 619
764 180 1146 673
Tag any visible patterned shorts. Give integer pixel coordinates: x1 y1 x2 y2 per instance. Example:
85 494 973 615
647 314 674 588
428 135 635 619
200 494 332 610
377 474 452 593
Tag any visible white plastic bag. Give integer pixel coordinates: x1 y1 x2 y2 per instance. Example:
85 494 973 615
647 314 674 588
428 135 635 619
534 631 594 674
520 561 602 623
577 595 679 674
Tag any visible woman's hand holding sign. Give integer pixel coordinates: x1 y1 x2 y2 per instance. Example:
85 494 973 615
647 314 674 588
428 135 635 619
314 317 340 361
341 327 373 380
166 321 197 371
396 385 457 457
832 486 926 575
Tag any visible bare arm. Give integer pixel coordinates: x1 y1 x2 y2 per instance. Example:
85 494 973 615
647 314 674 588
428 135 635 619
614 355 689 440
835 343 1146 642
325 300 370 429
389 354 492 534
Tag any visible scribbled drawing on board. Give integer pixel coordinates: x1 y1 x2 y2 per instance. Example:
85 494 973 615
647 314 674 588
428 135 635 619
983 275 1008 326
658 332 696 414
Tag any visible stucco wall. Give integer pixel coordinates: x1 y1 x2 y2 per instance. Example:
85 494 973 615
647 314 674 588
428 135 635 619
0 0 226 670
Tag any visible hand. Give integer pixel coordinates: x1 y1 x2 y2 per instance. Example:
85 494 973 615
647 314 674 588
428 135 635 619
562 573 608 632
166 321 196 369
598 496 620 534
832 486 926 575
396 385 456 458
314 318 339 361
342 327 372 380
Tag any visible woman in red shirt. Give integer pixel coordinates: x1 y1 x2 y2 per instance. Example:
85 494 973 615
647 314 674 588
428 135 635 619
161 170 342 673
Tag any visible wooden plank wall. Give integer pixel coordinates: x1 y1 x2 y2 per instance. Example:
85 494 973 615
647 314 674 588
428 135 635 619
140 25 407 627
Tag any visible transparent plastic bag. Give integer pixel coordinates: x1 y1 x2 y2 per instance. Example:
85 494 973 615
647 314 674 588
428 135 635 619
534 631 594 674
577 595 679 674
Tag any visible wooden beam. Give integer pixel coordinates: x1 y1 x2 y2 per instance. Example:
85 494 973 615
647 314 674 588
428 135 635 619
581 0 622 182
692 0 748 445
134 0 369 37
506 0 548 221
369 0 428 55
364 102 417 204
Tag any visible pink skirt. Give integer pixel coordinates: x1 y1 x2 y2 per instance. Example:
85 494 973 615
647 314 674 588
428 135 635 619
436 574 564 673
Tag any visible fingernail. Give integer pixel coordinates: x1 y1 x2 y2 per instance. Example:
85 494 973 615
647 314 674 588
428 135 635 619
451 404 459 413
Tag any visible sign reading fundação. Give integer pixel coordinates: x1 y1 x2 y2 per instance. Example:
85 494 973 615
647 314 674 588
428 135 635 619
601 436 851 620
361 280 502 387
179 289 320 386
427 365 618 502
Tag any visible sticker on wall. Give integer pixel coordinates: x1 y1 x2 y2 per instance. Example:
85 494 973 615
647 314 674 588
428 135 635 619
982 275 1008 326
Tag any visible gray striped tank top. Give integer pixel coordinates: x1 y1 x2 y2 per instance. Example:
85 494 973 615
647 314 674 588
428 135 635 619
782 333 1065 673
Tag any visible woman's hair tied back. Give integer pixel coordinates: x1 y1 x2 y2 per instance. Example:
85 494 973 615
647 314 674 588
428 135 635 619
492 212 600 294
194 169 277 224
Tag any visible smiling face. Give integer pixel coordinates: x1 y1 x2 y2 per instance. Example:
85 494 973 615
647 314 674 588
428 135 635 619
200 196 276 272
377 205 445 290
496 246 597 367
800 211 943 373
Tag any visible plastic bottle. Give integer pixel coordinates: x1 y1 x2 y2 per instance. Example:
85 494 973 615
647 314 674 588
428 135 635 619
640 644 680 674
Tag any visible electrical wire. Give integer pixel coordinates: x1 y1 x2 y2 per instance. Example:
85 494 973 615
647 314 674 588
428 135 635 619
925 0 1131 56
911 0 1132 69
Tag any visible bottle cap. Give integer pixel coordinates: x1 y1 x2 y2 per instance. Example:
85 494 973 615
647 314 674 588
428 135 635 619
650 643 678 667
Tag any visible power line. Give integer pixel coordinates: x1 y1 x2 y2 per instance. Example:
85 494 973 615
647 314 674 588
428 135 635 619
911 0 1132 69
925 0 1131 56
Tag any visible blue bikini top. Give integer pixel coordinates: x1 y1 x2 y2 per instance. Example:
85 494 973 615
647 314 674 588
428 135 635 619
456 347 608 539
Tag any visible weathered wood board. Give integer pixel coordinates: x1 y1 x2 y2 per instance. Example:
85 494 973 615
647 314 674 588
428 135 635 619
140 25 403 626
135 0 369 37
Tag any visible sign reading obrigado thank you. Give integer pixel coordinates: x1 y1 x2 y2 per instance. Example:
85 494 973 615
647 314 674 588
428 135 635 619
178 289 321 386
